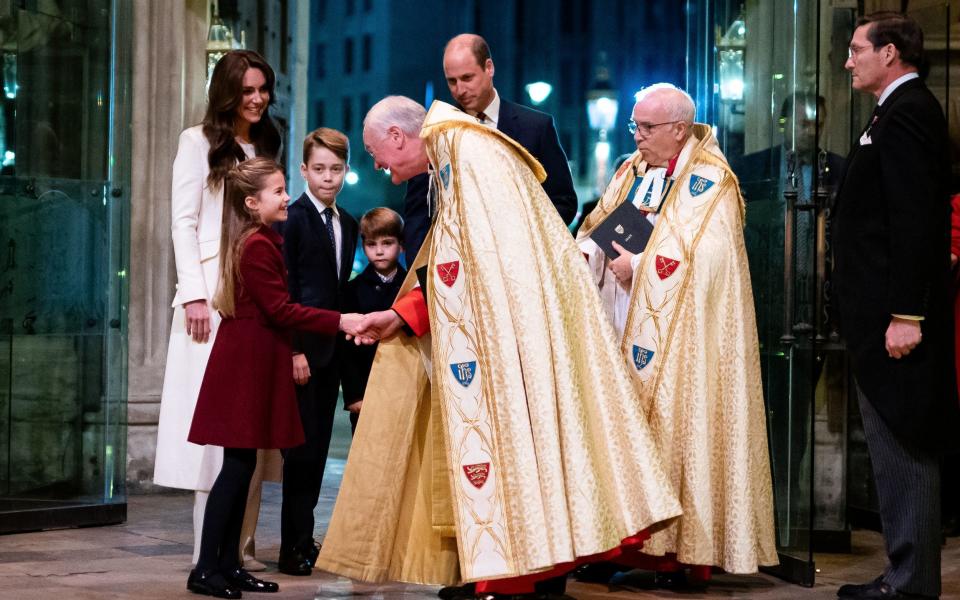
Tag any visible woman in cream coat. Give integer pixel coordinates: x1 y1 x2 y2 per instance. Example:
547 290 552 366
154 50 282 569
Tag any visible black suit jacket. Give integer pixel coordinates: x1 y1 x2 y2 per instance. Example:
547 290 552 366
402 99 577 263
278 193 359 368
339 264 406 406
832 78 960 451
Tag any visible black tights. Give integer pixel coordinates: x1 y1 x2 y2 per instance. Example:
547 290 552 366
196 447 257 573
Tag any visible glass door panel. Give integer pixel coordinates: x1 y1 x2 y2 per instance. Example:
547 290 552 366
0 0 129 533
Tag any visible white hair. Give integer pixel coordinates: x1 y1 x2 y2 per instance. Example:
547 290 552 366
635 83 696 124
363 95 427 137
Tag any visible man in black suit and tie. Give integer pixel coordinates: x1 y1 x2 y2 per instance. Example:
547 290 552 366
277 128 359 576
402 33 578 263
833 12 960 600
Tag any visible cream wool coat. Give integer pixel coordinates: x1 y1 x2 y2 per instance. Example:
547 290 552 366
153 126 279 490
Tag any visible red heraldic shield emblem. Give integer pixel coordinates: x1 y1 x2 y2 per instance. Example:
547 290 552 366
655 255 680 280
462 462 491 489
437 261 460 287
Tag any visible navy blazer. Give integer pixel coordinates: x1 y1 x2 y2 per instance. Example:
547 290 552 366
339 263 406 406
402 99 578 263
278 193 359 368
832 78 960 451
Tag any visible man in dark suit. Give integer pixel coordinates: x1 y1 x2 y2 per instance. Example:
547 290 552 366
833 12 960 600
402 33 577 263
277 128 359 576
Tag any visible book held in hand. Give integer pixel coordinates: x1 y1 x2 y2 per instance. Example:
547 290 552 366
589 201 655 260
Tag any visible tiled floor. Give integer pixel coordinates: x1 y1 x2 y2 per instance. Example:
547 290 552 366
0 461 957 599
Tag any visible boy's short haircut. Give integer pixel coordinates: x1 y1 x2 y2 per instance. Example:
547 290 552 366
360 207 404 240
302 127 350 165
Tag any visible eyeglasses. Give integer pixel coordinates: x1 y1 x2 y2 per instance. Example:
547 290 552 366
628 119 680 136
847 44 875 60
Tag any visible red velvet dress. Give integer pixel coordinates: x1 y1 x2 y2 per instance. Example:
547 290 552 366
188 226 340 449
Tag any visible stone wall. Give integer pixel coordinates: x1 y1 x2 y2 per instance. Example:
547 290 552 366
126 0 207 493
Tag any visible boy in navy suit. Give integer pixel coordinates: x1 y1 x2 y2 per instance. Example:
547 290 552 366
341 208 406 433
277 128 358 576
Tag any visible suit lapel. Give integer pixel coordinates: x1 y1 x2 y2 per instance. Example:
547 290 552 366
496 99 518 138
337 216 355 281
298 193 338 270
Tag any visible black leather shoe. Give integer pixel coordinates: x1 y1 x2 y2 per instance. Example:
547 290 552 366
277 548 312 576
225 568 279 593
439 583 475 600
572 561 622 584
654 570 688 589
839 576 885 598
306 542 321 567
187 569 242 599
837 577 936 599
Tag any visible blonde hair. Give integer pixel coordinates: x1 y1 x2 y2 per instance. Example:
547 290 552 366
214 157 283 317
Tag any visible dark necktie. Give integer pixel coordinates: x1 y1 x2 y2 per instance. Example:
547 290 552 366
476 111 488 124
322 206 336 251
864 104 881 135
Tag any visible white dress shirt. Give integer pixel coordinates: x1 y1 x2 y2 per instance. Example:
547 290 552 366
305 187 342 276
470 89 501 129
878 72 919 106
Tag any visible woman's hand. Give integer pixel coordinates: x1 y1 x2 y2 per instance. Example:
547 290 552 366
292 353 311 385
184 299 211 343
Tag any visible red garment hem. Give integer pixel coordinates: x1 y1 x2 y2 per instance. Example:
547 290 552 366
474 530 652 595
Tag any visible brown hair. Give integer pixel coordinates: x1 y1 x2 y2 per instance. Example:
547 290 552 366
360 207 404 240
214 157 284 317
203 50 282 189
858 11 927 78
302 127 350 165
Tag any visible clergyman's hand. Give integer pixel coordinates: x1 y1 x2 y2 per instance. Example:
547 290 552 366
184 299 211 343
608 241 636 287
885 317 922 359
356 310 403 344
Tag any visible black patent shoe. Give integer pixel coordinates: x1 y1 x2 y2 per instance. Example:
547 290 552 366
187 569 242 599
277 548 312 576
225 568 279 593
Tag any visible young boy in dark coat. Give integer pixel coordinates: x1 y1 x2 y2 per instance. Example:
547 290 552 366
341 207 406 432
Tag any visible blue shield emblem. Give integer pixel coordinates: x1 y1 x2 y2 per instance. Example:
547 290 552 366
450 361 477 387
439 163 451 189
689 174 714 196
632 345 654 371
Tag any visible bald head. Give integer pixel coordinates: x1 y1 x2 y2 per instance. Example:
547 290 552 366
443 33 496 113
632 83 696 167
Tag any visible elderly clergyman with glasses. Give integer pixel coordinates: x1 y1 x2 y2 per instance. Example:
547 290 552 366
577 83 778 584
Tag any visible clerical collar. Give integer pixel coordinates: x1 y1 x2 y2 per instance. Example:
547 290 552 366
878 72 919 105
305 187 338 216
470 89 501 126
376 268 397 283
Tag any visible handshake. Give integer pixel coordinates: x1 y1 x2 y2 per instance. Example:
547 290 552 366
339 310 404 345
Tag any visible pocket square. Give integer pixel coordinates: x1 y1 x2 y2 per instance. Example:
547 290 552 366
859 132 873 145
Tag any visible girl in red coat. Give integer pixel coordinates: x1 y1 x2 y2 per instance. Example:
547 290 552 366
186 157 362 598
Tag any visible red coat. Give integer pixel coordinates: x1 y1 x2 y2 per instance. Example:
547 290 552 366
188 226 340 449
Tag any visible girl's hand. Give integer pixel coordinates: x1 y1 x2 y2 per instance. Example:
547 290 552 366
339 313 365 337
184 300 211 343
292 353 310 385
